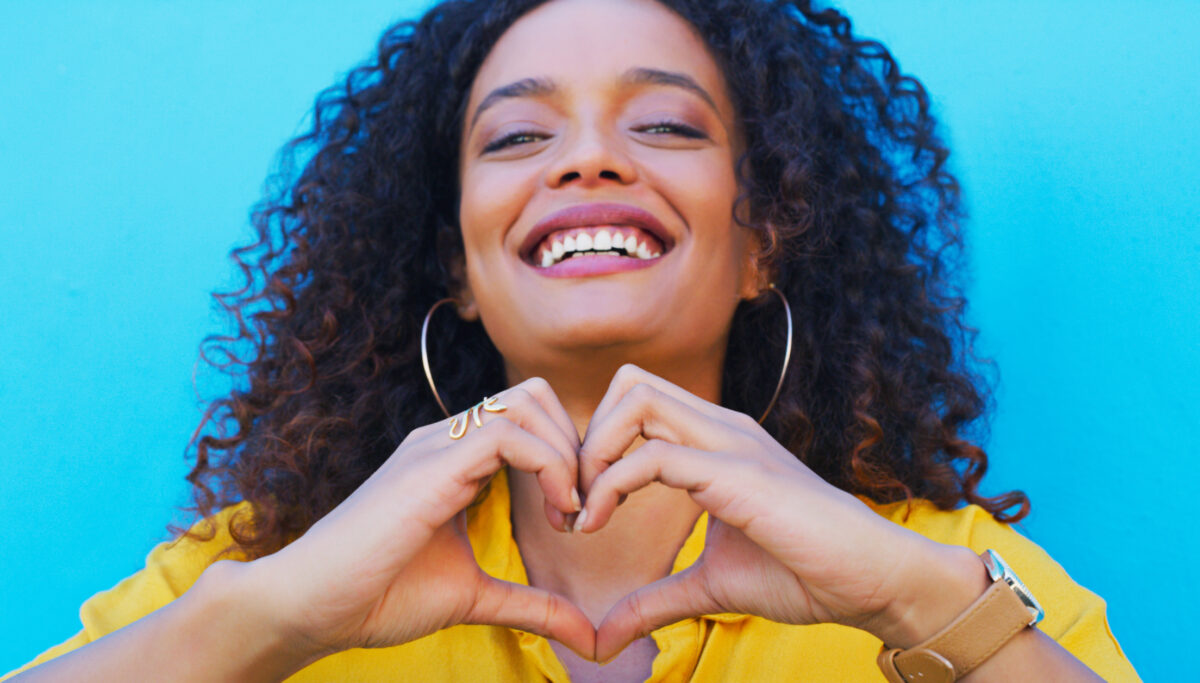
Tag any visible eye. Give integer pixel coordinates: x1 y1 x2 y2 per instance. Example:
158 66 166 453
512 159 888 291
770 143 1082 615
633 120 707 139
482 130 549 154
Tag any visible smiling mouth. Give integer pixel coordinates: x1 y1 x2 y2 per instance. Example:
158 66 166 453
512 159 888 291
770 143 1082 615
528 225 666 268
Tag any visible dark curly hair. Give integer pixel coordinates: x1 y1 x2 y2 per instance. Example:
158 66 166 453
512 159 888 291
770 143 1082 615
180 0 1029 559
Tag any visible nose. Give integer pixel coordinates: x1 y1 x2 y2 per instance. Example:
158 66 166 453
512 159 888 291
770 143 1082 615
544 125 638 189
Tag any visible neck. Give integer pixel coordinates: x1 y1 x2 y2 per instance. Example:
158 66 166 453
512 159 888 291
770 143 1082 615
504 349 718 624
506 345 725 440
510 473 701 623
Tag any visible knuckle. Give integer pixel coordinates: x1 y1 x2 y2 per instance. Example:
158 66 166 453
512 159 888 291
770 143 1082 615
626 592 651 637
507 387 534 408
481 416 518 438
522 376 552 394
634 438 664 459
516 379 552 408
615 363 645 387
541 595 558 632
627 382 657 404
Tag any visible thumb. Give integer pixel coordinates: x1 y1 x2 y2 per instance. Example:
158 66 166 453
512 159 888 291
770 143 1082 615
594 565 719 664
467 576 598 661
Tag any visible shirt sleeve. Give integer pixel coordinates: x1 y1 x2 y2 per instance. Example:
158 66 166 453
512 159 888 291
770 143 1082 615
954 504 1141 682
1 505 248 681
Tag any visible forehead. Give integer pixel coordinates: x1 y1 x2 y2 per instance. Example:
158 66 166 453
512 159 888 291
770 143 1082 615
465 0 734 121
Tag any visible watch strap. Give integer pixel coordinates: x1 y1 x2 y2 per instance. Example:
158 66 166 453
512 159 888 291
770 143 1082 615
877 561 1036 682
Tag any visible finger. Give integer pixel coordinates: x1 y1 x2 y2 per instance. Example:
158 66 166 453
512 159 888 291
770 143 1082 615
544 497 569 533
449 419 580 516
591 364 758 437
492 383 581 486
578 440 736 533
416 383 578 481
469 577 598 661
594 566 719 663
424 384 582 518
512 376 582 453
580 382 744 491
492 385 581 508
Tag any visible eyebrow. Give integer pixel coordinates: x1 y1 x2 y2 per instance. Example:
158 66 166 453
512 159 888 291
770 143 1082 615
470 77 557 130
468 67 720 131
621 67 719 113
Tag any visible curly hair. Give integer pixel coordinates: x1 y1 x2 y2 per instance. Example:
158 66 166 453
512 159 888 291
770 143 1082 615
179 0 1029 559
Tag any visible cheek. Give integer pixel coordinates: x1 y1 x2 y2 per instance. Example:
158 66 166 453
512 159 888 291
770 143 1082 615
648 149 738 224
681 158 755 304
458 164 537 264
647 150 742 267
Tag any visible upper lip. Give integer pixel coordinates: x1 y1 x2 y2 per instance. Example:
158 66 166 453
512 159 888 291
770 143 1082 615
518 202 675 262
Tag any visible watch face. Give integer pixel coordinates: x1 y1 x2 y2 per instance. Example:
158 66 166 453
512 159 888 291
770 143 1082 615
983 549 1045 625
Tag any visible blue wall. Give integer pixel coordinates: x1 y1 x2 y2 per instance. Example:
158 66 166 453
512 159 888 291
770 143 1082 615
1 1 1194 679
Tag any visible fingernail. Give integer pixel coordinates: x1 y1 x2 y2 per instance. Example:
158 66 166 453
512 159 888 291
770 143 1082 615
570 488 582 512
573 509 589 533
563 513 575 533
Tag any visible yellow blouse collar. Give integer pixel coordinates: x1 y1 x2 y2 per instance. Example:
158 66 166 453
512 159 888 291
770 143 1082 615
465 468 751 624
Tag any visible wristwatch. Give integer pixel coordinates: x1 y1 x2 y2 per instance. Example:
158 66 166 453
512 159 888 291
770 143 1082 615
877 549 1044 683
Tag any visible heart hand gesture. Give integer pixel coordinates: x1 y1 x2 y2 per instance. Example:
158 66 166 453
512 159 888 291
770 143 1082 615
574 365 963 662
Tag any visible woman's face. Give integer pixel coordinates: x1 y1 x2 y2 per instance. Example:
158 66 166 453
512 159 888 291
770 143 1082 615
458 0 761 380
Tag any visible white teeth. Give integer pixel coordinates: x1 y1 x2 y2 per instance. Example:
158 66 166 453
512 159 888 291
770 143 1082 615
536 229 664 267
593 230 612 250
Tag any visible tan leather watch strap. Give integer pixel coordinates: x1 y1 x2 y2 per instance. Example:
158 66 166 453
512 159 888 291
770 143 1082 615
876 568 1036 682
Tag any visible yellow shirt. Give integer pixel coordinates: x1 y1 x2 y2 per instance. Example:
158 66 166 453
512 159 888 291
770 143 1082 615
4 470 1140 681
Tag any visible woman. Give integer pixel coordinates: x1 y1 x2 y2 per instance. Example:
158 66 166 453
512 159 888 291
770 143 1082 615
5 0 1138 681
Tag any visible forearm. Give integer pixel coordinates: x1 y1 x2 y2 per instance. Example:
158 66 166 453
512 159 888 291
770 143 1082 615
12 560 322 683
961 626 1102 682
876 543 1102 682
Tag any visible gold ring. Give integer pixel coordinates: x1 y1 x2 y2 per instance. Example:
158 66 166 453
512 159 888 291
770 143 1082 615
448 395 508 439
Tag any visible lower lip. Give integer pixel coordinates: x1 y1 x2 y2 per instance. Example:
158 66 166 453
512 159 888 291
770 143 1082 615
531 253 662 278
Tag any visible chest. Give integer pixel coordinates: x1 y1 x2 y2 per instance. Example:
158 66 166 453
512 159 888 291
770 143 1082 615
550 636 658 683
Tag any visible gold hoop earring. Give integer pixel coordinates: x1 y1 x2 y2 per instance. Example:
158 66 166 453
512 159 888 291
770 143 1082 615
757 283 794 424
421 297 458 419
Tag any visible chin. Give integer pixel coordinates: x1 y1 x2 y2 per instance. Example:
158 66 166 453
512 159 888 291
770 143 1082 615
544 314 660 351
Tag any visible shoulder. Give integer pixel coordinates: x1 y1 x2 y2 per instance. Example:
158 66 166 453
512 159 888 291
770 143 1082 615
866 498 1029 550
865 498 1074 595
3 503 256 679
65 504 252 643
865 497 1089 628
77 502 255 634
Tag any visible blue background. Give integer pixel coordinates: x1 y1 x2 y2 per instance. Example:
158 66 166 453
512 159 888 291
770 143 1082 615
1 1 1195 679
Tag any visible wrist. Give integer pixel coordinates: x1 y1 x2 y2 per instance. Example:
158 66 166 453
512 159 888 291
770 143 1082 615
871 542 991 649
191 558 329 680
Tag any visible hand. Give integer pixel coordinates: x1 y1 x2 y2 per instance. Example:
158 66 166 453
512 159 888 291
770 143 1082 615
576 365 953 663
249 378 596 663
